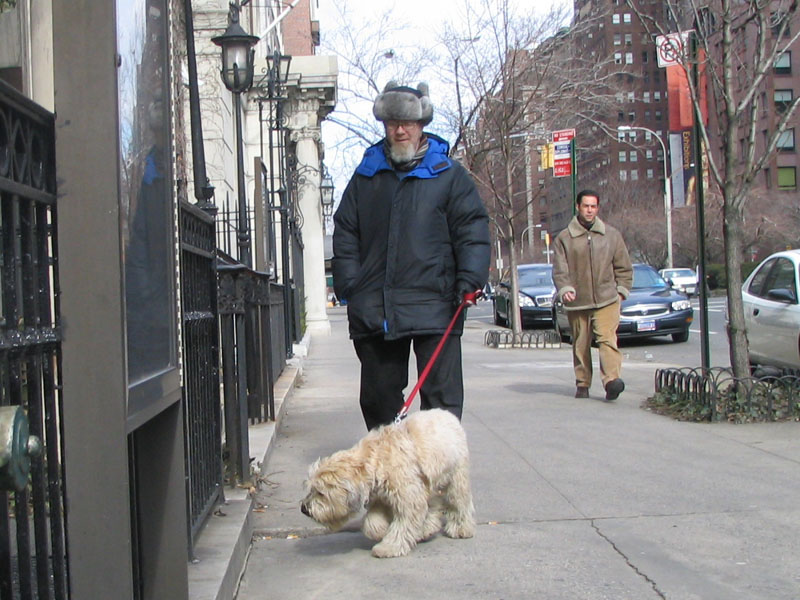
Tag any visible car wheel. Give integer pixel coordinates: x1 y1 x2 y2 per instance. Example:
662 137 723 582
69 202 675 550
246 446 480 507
672 329 689 343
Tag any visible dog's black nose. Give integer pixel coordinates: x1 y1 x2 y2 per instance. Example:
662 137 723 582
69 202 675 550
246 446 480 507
300 503 309 516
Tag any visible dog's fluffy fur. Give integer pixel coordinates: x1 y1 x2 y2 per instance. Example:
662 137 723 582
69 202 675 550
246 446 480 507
300 409 475 558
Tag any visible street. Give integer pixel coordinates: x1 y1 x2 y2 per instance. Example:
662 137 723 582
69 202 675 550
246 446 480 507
469 296 731 368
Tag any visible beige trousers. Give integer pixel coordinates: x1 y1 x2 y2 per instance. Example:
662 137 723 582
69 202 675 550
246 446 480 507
566 300 622 388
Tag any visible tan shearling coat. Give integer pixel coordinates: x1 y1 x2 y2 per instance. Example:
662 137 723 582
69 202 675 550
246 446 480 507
553 216 633 311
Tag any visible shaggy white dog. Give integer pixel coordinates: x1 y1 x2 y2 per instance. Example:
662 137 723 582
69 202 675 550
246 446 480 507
300 408 475 558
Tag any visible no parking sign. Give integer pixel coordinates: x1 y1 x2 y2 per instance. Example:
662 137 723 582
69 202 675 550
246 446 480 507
656 32 690 67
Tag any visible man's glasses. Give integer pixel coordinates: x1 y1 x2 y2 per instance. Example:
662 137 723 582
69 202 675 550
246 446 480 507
385 120 420 131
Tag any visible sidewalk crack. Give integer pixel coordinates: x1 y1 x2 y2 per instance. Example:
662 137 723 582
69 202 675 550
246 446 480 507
591 519 666 599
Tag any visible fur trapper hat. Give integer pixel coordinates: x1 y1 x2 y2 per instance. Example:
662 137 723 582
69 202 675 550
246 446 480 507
373 81 434 125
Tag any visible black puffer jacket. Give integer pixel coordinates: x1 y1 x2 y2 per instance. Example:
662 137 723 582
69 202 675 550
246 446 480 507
333 134 490 340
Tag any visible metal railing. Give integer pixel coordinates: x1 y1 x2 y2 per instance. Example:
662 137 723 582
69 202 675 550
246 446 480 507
217 260 286 483
179 200 223 547
653 366 800 422
0 80 68 599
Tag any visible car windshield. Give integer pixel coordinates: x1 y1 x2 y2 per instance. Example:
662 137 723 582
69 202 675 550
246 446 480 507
633 266 669 289
518 267 553 287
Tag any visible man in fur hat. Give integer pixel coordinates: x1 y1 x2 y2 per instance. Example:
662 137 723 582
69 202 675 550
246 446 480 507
332 82 491 430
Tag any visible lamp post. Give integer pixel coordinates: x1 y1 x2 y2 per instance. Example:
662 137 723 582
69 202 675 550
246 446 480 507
520 223 542 257
618 125 673 268
320 173 335 217
213 3 259 267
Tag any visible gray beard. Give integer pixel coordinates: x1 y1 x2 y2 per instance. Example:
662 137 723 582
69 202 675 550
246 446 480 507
387 141 416 164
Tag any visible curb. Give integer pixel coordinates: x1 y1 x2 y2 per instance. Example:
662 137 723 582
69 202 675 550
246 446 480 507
187 330 311 600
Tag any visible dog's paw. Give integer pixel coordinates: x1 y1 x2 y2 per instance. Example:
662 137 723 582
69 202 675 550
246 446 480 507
443 518 475 539
371 541 410 558
417 514 442 542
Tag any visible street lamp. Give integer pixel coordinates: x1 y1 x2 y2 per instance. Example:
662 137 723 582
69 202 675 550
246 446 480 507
213 2 259 267
320 173 335 217
520 223 542 254
618 125 673 268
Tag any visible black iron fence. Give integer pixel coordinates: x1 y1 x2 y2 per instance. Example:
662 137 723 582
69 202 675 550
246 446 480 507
0 80 68 599
217 260 287 483
179 200 223 548
652 366 800 422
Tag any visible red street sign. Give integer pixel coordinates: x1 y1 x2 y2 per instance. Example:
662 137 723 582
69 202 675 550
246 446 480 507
552 129 575 143
552 129 575 177
554 162 572 177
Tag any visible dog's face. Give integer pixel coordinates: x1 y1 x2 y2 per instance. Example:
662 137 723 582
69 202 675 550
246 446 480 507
300 455 367 531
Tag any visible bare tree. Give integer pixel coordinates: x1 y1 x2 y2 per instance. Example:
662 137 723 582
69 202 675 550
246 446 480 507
628 0 800 377
439 0 625 334
319 3 433 186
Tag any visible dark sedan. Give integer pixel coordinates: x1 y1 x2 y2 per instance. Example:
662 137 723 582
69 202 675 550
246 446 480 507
553 264 693 343
493 263 555 328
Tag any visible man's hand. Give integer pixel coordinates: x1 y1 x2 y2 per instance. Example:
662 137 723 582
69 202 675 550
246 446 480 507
456 283 481 306
563 291 576 303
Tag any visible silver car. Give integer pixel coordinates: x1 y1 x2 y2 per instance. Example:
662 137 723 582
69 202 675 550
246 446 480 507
741 249 800 370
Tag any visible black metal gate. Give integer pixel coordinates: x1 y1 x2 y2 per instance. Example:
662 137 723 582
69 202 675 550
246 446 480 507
0 81 69 599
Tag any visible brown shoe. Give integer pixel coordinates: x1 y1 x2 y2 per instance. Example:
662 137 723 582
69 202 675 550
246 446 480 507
575 386 589 398
605 378 625 401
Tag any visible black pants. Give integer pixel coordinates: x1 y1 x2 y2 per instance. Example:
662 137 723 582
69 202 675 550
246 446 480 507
353 334 464 430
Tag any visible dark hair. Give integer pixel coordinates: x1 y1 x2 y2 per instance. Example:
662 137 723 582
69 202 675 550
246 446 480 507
576 189 600 205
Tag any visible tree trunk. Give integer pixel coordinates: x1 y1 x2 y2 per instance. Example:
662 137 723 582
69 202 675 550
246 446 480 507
723 198 750 379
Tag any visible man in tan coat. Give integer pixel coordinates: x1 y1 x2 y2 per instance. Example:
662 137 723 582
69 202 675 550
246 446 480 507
553 190 633 400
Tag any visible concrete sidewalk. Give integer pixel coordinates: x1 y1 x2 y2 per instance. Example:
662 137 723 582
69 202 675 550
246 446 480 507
227 307 800 599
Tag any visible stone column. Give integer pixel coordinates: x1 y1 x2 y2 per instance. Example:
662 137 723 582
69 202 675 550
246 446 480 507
290 124 330 334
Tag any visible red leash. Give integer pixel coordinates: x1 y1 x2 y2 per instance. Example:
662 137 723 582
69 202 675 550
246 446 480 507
394 290 481 423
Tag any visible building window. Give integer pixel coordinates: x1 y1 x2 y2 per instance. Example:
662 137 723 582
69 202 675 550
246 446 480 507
623 13 631 23
619 151 627 162
630 169 639 181
614 33 621 45
646 149 653 159
655 110 663 120
775 89 793 112
644 109 651 120
647 168 654 179
777 128 796 151
617 130 626 142
778 166 796 189
628 131 637 141
628 111 636 122
642 51 649 63
614 52 623 64
626 52 634 64
620 170 627 181
629 150 637 162
654 91 661 101
645 131 652 142
774 51 792 74
625 33 632 45
628 91 635 102
643 91 651 103
618 111 625 121
613 14 620 24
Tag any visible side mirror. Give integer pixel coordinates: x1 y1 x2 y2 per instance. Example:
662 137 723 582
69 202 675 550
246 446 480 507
766 288 797 304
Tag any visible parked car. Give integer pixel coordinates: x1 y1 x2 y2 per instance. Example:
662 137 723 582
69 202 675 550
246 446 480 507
553 263 693 343
659 267 699 296
493 263 555 328
741 249 800 370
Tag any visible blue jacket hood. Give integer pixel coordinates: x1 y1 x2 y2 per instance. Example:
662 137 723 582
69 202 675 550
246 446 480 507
355 133 452 179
